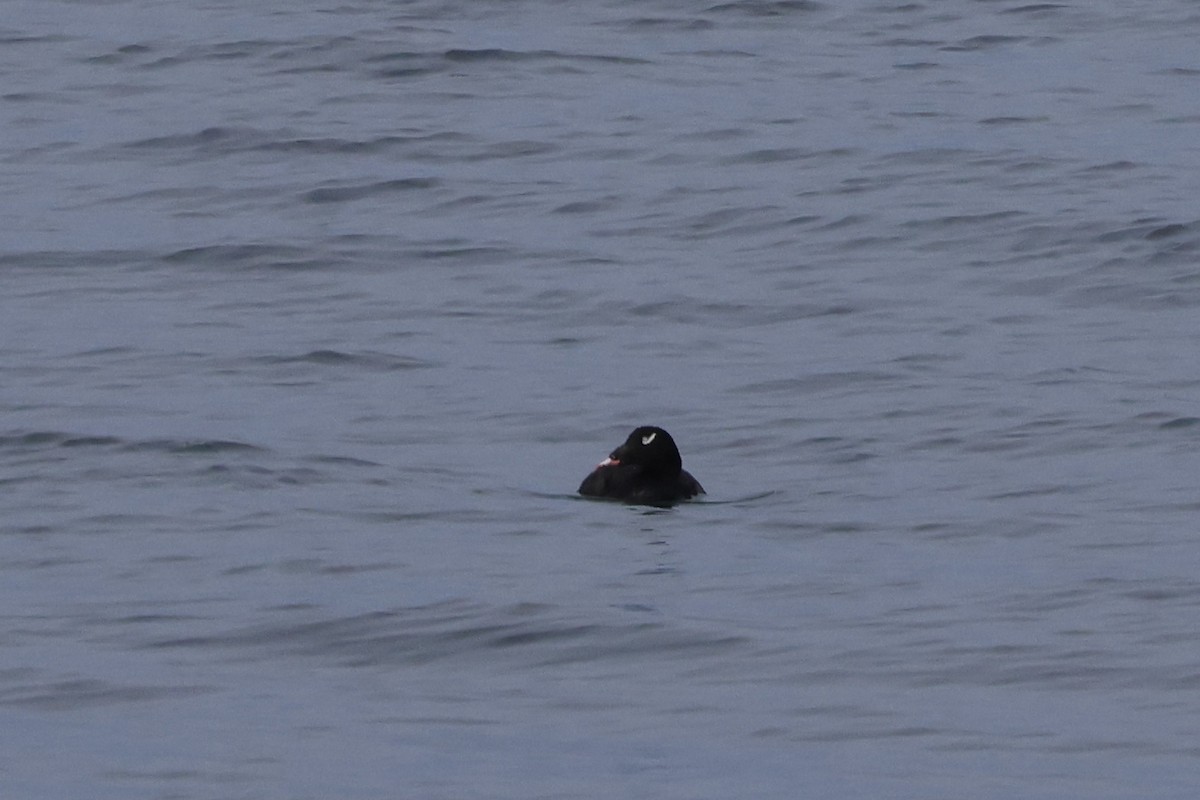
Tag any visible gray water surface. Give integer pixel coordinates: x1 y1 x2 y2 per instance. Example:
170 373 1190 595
3 1 1200 798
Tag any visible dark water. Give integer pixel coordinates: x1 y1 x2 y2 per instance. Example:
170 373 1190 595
4 1 1200 797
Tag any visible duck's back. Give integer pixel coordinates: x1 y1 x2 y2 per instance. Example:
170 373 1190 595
579 465 704 505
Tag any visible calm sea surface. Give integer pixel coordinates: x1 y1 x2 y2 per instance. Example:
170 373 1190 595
4 1 1200 797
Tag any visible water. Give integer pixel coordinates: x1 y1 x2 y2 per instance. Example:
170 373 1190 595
3 1 1200 797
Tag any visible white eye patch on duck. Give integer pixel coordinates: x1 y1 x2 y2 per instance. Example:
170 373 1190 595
641 432 657 446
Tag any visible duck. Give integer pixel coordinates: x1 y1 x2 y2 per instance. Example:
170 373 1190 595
578 426 704 506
